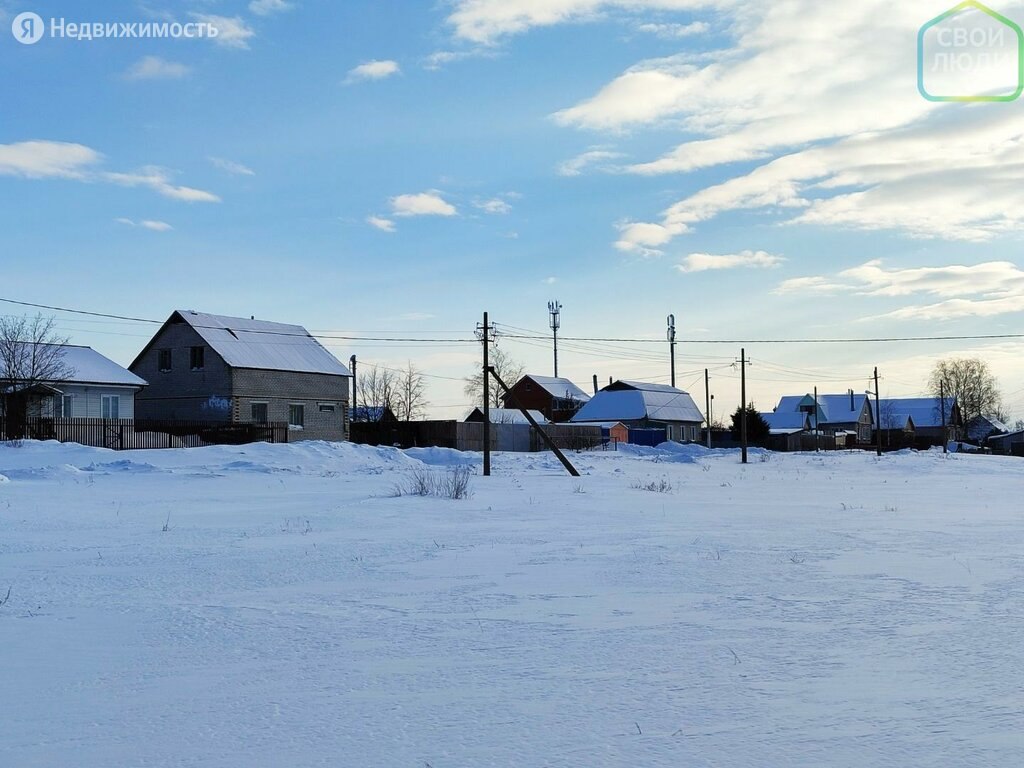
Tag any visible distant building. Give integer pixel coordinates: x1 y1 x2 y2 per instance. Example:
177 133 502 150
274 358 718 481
965 414 1009 444
1 344 146 421
987 429 1024 456
352 405 397 423
571 380 704 442
774 391 875 444
501 374 591 422
876 397 962 445
130 310 351 441
464 407 549 425
760 410 811 452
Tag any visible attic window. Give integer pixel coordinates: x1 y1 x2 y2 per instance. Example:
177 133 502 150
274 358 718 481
226 329 239 339
190 346 205 371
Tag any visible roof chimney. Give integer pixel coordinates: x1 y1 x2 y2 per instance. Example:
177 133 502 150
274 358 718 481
849 389 854 411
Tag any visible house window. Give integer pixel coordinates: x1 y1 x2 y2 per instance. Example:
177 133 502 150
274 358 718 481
190 346 205 371
318 403 336 413
101 395 120 420
61 395 74 418
251 403 268 424
288 404 305 428
158 349 172 372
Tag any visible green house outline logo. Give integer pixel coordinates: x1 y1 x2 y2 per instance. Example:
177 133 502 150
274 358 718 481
918 0 1024 102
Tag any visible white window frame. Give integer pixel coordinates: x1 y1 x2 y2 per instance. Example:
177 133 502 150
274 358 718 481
288 403 305 428
101 394 120 420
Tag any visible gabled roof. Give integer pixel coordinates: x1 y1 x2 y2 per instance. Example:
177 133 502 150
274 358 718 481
352 405 396 422
572 381 704 424
11 343 147 388
465 407 549 424
966 414 1010 441
518 375 591 402
136 311 351 377
877 397 956 429
776 393 871 425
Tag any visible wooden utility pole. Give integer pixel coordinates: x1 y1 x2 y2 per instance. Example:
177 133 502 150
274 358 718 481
940 381 948 454
739 348 749 464
814 385 819 453
705 368 711 449
874 367 882 457
667 314 677 388
481 312 491 476
349 355 357 422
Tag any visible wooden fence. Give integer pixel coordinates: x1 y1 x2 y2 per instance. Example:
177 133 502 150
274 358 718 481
0 417 289 450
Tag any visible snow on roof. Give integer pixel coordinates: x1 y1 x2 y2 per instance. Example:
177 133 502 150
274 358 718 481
877 397 956 429
776 393 869 424
172 311 351 376
966 414 1010 441
761 411 809 432
25 344 147 388
572 384 704 424
520 375 591 402
465 407 549 424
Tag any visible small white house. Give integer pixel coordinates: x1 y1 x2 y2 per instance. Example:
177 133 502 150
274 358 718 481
4 344 148 420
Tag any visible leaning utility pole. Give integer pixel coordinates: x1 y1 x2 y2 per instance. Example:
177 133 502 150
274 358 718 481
548 300 562 378
705 368 712 449
667 314 677 388
479 312 492 476
874 366 882 458
739 348 749 464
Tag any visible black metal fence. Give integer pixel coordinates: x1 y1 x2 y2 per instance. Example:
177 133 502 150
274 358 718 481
0 417 288 450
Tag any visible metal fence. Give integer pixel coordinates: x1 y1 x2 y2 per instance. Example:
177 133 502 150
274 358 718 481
0 417 289 450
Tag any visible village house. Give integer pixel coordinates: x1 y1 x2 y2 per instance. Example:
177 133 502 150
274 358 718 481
1 344 147 424
774 391 875 444
876 397 961 446
571 380 704 442
130 310 351 442
501 374 591 422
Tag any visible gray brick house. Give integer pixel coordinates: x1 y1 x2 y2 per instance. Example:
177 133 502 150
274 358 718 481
130 310 351 441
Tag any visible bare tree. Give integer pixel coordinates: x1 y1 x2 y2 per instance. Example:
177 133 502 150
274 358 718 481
394 362 428 421
928 357 1003 425
463 346 525 409
0 314 72 435
879 398 899 447
356 365 397 421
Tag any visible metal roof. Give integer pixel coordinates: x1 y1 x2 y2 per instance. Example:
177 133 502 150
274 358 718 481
172 311 351 376
877 397 956 429
14 344 147 388
520 375 591 402
572 382 704 424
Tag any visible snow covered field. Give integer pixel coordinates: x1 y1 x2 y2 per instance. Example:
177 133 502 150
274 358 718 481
1 440 1022 767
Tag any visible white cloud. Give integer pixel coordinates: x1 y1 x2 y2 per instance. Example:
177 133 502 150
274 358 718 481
0 140 101 179
367 215 396 232
677 250 784 273
776 260 1024 320
105 167 221 203
209 157 255 176
249 0 293 15
422 49 496 70
390 191 457 217
446 0 717 44
635 21 708 38
124 56 190 81
345 60 401 83
614 220 680 257
191 14 255 49
115 218 173 232
473 196 512 214
557 147 623 176
543 276 558 284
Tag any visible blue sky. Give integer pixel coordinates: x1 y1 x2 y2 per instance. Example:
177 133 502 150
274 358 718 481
2 0 1024 418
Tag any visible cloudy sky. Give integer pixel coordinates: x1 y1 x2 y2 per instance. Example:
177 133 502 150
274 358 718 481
2 0 1024 419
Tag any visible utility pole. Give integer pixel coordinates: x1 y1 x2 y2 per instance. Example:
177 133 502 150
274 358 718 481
548 300 562 378
874 367 882 458
738 348 749 464
814 385 820 453
667 314 677 388
592 374 598 395
478 312 492 476
349 355 357 422
705 368 712 449
940 381 948 454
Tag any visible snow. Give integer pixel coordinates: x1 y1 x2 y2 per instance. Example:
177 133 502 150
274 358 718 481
166 310 351 377
465 407 549 424
520 374 592 402
2 440 1023 766
573 387 704 424
12 343 147 387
